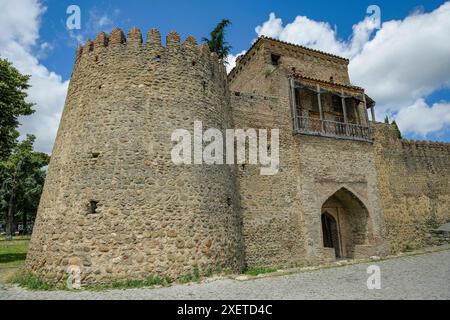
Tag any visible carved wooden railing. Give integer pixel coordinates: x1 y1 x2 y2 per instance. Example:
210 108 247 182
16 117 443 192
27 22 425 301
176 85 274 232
294 116 372 142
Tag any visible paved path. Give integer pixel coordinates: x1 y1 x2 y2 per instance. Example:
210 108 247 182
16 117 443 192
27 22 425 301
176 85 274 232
1 250 449 300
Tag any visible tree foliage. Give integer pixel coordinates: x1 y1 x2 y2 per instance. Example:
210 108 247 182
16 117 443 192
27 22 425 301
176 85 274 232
202 19 232 60
0 59 35 160
383 115 402 139
391 120 402 139
1 135 49 237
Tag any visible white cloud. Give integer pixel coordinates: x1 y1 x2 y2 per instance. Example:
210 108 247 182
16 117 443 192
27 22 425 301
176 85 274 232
255 13 378 59
395 99 450 137
350 4 450 111
251 4 450 139
0 0 69 153
225 50 246 73
255 12 283 38
0 0 43 46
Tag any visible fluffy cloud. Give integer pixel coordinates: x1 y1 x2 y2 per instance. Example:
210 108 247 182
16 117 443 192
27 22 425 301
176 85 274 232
225 50 246 73
395 99 450 137
0 1 121 153
254 11 378 59
0 0 69 154
243 3 450 139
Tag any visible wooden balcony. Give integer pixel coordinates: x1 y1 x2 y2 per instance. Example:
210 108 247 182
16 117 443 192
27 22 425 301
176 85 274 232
294 116 373 142
288 76 375 143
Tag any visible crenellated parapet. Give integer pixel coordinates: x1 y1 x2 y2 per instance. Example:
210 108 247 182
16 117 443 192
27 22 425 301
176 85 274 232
74 27 227 76
400 139 450 150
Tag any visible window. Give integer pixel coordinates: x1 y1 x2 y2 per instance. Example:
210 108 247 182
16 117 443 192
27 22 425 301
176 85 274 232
270 53 280 66
89 201 98 214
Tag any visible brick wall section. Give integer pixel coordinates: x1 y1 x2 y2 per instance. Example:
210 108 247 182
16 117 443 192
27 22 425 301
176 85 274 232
26 28 245 285
372 123 450 253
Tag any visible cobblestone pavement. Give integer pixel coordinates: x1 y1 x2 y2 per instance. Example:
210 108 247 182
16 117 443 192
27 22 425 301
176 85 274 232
1 249 449 300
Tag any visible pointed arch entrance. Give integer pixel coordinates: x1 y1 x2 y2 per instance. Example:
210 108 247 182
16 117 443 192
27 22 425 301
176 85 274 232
321 187 370 259
321 212 341 258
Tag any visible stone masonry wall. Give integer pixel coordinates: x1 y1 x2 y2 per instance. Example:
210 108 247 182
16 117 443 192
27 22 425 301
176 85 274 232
296 134 388 262
229 38 350 96
231 89 387 268
373 123 450 253
231 91 307 268
26 27 244 285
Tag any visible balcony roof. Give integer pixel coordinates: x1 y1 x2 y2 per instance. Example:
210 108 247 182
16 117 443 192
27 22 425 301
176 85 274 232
292 74 375 108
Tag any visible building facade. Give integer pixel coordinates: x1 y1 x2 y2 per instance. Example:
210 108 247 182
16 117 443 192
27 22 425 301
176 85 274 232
25 29 450 285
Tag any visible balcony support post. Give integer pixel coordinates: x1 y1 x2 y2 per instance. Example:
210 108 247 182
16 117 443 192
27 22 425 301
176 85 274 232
341 89 349 136
289 77 299 133
316 84 324 133
370 105 376 122
363 93 372 140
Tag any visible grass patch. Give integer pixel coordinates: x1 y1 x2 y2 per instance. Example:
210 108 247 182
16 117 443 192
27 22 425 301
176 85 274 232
0 235 31 241
8 271 57 291
178 266 201 284
244 267 277 276
88 275 172 291
0 238 30 267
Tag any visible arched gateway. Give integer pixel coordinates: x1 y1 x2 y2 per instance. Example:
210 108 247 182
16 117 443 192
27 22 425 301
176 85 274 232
321 187 371 259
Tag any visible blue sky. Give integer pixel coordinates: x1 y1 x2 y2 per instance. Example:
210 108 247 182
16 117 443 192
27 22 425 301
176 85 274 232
1 0 449 153
40 0 445 79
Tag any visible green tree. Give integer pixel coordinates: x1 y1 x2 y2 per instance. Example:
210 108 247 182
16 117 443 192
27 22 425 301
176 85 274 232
0 59 35 160
391 120 402 139
1 135 49 238
384 115 389 124
202 19 232 60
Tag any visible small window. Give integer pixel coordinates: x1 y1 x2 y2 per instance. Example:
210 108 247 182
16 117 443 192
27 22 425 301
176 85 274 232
271 53 280 66
226 197 232 207
89 200 98 214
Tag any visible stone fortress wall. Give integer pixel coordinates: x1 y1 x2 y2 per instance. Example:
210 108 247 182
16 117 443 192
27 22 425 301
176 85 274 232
229 37 388 268
373 123 450 253
230 92 309 268
231 90 388 268
25 28 450 285
26 27 245 285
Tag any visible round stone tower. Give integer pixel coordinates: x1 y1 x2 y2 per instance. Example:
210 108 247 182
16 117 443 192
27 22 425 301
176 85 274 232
26 27 244 285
